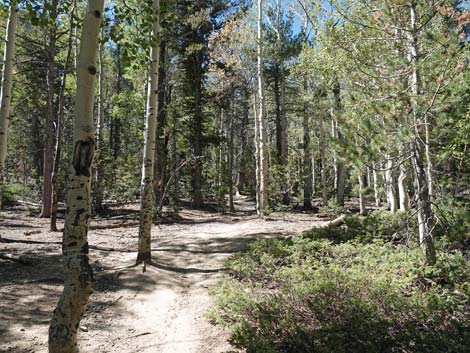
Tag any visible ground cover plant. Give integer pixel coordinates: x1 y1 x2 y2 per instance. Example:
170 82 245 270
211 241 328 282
209 211 470 353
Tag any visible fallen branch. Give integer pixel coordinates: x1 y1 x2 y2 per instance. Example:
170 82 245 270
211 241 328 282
89 222 139 230
321 214 347 228
0 253 34 265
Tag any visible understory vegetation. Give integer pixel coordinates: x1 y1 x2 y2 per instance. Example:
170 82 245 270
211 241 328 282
209 209 470 353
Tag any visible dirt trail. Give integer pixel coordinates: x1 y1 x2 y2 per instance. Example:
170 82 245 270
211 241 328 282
0 197 326 353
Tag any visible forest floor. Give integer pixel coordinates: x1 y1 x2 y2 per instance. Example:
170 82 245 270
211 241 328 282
0 196 329 353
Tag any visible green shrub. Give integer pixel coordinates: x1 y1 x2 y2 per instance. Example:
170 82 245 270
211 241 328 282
210 214 470 353
1 182 32 205
302 210 414 244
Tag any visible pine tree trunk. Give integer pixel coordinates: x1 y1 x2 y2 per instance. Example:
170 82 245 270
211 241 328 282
137 0 160 266
228 109 235 212
0 6 17 210
217 108 224 208
154 39 168 215
319 114 328 206
48 1 104 351
41 0 59 218
358 172 367 216
274 0 289 205
302 79 312 209
257 0 268 215
110 45 122 161
190 40 204 208
333 83 346 206
51 3 76 231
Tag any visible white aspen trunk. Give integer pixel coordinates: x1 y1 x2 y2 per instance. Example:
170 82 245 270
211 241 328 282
331 117 337 187
385 156 397 213
0 6 18 210
257 0 268 214
253 94 261 215
137 0 160 266
48 1 104 352
408 1 436 265
94 34 105 212
425 113 433 200
372 161 381 208
398 160 409 211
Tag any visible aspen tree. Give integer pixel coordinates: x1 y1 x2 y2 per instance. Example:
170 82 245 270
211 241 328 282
398 159 409 211
385 155 397 213
48 1 104 352
257 0 269 215
372 161 381 207
0 5 18 210
319 112 328 206
408 0 436 264
51 0 77 231
137 0 160 266
94 32 105 212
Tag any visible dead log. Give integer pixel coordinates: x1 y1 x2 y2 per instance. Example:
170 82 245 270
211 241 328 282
321 214 347 228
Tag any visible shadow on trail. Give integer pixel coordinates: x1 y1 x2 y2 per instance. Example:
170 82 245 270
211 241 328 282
146 261 223 274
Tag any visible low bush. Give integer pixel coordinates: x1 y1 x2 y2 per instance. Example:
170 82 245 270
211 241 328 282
303 209 414 244
1 182 32 205
209 213 470 353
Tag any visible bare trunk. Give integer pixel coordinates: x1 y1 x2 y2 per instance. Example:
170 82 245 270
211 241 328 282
319 113 328 206
0 6 18 210
154 39 168 215
48 2 104 352
425 113 433 200
303 80 312 209
228 109 234 212
358 172 367 216
385 156 397 213
408 1 436 265
333 83 345 206
51 2 76 231
41 0 59 218
398 159 409 211
217 108 225 208
372 161 381 207
93 32 105 213
253 94 261 215
137 0 160 266
257 0 268 215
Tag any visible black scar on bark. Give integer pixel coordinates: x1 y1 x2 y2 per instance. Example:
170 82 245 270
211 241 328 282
88 65 97 75
79 255 93 288
81 242 89 254
73 139 95 177
73 208 86 226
